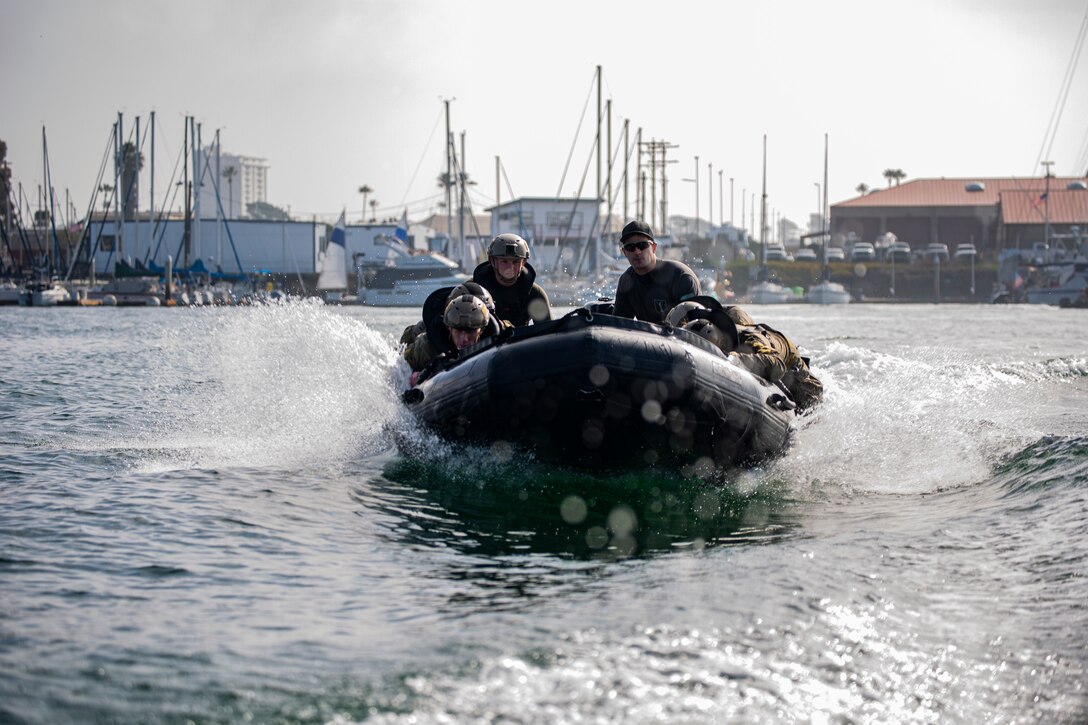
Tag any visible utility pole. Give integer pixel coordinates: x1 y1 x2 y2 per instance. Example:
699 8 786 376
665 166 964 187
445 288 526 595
708 162 713 236
638 138 677 233
659 141 676 235
650 140 657 230
443 97 453 260
693 155 699 236
459 130 466 269
729 177 734 227
1042 160 1053 247
741 187 746 240
635 127 642 220
750 193 755 244
623 120 629 223
718 169 723 228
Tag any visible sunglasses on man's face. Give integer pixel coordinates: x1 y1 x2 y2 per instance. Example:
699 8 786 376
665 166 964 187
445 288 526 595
623 241 651 253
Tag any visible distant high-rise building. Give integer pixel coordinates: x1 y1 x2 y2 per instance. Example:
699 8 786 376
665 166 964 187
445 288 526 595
199 147 269 219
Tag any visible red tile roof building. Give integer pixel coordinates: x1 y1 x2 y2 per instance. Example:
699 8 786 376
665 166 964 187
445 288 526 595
831 176 1088 254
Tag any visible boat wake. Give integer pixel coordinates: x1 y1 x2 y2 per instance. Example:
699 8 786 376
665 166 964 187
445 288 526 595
769 342 1087 497
118 300 408 472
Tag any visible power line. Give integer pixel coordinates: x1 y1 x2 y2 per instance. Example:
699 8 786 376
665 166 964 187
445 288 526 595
1033 5 1088 173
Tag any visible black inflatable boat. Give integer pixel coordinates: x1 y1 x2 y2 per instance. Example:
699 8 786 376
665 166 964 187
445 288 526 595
401 302 796 471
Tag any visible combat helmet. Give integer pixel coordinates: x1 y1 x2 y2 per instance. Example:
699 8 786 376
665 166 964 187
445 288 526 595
682 318 727 348
665 300 709 327
443 294 490 330
448 281 495 314
488 233 530 260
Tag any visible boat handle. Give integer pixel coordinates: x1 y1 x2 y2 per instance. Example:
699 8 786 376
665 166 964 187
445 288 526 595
576 388 606 403
766 393 796 411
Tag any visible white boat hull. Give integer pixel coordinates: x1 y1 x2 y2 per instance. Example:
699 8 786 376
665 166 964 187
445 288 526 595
806 281 851 305
1025 285 1088 305
19 283 72 306
357 274 470 307
748 281 796 305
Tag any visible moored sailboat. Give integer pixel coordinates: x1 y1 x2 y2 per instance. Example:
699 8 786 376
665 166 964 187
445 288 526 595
806 133 851 305
315 211 349 303
748 135 796 305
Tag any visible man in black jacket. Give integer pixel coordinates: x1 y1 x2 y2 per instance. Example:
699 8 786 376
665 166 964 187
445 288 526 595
612 220 700 324
473 233 551 326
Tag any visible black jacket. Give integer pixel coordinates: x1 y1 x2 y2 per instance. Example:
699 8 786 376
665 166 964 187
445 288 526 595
472 261 552 326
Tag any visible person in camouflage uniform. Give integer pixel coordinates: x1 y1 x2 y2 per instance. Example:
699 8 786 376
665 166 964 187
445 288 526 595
667 298 824 413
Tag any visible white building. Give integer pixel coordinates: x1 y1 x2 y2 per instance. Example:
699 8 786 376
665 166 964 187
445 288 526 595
487 197 628 274
198 148 269 220
85 217 407 280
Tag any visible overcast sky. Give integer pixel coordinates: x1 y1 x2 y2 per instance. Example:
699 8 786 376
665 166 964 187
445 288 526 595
3 0 1087 233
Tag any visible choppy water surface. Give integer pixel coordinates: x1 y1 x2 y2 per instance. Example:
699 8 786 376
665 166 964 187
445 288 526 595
1 301 1086 724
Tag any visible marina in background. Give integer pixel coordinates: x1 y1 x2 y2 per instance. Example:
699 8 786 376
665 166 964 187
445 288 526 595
2 71 1086 309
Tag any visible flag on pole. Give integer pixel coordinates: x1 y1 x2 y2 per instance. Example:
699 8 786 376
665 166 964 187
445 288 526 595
330 210 347 248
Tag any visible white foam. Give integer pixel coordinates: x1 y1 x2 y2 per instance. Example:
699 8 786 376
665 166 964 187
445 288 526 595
138 301 405 471
778 341 1036 495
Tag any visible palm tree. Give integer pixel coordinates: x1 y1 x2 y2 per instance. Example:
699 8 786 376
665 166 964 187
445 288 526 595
222 165 238 219
98 183 114 212
882 168 907 187
855 182 870 196
369 199 379 222
0 140 11 224
121 141 144 220
358 184 372 221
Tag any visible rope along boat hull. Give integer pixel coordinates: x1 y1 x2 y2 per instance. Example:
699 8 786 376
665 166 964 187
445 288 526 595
403 312 795 471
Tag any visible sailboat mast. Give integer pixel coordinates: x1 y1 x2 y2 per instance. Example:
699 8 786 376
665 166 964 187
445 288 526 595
116 113 123 262
183 116 191 268
595 64 602 279
215 129 222 268
193 121 202 263
623 120 630 223
759 134 767 276
444 99 452 263
149 110 154 265
459 131 466 270
42 126 61 275
822 133 829 275
42 126 50 274
134 115 140 265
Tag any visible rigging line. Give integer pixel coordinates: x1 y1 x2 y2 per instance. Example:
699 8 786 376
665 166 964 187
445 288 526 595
148 140 186 265
149 135 184 260
79 126 124 276
63 124 114 278
450 152 485 248
1033 5 1088 172
555 70 598 198
568 129 601 278
603 117 633 219
500 160 517 201
1044 8 1088 165
1072 122 1088 175
400 106 445 206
